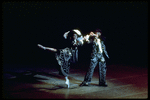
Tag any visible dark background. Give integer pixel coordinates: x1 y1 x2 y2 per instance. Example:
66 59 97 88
2 1 148 67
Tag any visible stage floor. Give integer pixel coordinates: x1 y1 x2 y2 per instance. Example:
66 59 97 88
3 64 148 99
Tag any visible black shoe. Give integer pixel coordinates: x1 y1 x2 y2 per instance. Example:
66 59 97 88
99 82 108 87
79 82 90 86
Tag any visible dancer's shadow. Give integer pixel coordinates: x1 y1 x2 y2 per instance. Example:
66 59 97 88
3 69 82 90
3 70 49 84
3 70 69 89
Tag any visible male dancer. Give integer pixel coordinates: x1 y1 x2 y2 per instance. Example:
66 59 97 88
79 29 109 87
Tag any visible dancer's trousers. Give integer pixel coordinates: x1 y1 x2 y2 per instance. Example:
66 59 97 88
84 57 107 84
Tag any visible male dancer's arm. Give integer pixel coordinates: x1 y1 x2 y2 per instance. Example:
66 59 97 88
101 42 109 58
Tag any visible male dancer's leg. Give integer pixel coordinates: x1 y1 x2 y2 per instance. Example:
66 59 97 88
80 58 98 86
99 61 107 86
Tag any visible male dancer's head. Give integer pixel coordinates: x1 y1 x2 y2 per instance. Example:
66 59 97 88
95 29 102 38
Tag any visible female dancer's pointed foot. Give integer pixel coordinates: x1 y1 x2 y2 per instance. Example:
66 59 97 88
65 77 70 88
